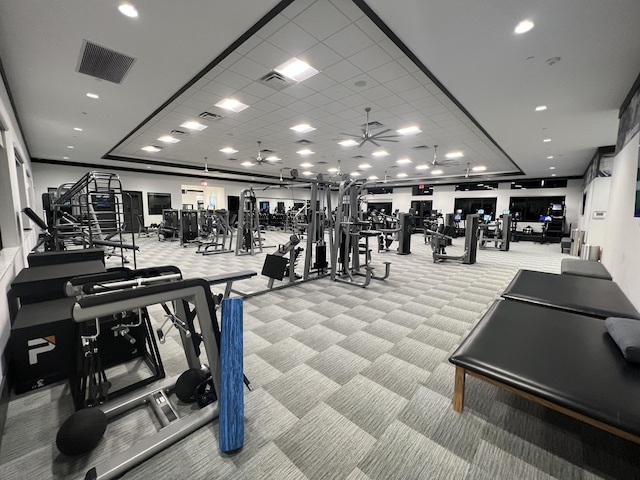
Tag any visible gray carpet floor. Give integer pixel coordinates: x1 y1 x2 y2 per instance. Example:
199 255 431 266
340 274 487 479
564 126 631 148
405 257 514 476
1 231 638 479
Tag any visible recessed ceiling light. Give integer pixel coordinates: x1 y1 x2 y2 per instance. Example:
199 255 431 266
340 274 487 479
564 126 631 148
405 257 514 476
431 169 443 175
266 156 281 162
543 138 551 142
290 123 316 133
445 151 464 159
350 171 361 177
397 158 412 164
241 161 254 167
158 135 180 144
368 175 379 180
396 126 421 135
397 173 408 178
141 145 161 153
372 150 389 157
358 163 371 169
339 139 358 147
551 173 557 177
67 145 74 149
118 3 138 17
181 121 207 131
275 58 319 82
302 171 314 176
220 147 238 154
472 166 487 172
549 166 556 170
477 183 484 187
535 105 547 111
214 98 249 113
74 127 83 132
63 156 69 160
415 164 430 170
86 93 99 99
300 162 314 168
328 167 339 173
515 19 534 34
297 149 314 155
547 155 554 159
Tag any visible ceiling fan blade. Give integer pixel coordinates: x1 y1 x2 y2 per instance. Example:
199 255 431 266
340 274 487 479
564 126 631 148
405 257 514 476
340 132 362 138
373 134 401 139
370 139 381 147
375 138 399 143
358 138 368 148
372 128 392 136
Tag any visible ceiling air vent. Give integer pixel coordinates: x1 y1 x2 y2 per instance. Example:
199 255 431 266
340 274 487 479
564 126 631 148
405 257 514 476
352 155 365 159
261 149 275 154
295 139 313 145
258 71 296 91
77 40 136 84
413 145 431 150
198 111 223 121
170 129 190 136
362 120 383 128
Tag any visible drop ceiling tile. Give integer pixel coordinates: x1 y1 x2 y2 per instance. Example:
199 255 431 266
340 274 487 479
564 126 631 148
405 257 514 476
347 73 378 91
324 24 374 58
387 103 417 117
203 52 242 80
339 93 369 109
300 73 338 92
398 86 433 103
282 83 316 100
386 74 422 94
355 16 387 43
360 84 393 101
329 0 365 21
281 0 315 20
241 80 280 100
214 69 253 90
255 13 289 41
349 44 394 72
368 62 407 84
396 56 420 74
267 21 319 56
301 42 343 70
322 59 363 83
267 91 298 107
303 92 334 108
200 79 237 97
374 94 404 110
293 1 351 41
245 40 290 70
325 83 356 100
229 56 270 81
377 38 404 60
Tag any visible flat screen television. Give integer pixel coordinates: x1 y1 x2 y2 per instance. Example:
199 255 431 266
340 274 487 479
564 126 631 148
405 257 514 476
148 193 172 215
483 214 492 222
477 209 484 215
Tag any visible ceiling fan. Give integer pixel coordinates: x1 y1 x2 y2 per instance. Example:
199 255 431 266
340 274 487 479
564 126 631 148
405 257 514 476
340 107 400 147
250 141 280 165
431 145 460 168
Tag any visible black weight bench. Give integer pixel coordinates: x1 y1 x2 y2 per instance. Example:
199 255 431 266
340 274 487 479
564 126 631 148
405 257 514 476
449 299 640 444
501 269 639 319
561 258 612 280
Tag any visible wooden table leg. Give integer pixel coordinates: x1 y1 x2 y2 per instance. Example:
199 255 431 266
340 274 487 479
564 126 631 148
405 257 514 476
453 366 465 412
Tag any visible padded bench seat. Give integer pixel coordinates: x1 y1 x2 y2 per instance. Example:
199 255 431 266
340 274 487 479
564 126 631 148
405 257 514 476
560 237 571 253
502 269 639 319
449 299 640 443
561 258 612 280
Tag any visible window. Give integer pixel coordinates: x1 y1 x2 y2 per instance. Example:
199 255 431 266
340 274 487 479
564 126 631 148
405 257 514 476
455 182 498 191
511 178 567 189
510 196 565 221
454 197 497 217
148 193 172 215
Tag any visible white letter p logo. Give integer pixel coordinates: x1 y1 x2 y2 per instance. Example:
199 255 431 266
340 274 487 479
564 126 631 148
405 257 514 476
28 336 56 365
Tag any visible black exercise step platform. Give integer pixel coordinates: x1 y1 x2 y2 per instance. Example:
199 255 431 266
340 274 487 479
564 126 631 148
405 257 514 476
501 269 639 319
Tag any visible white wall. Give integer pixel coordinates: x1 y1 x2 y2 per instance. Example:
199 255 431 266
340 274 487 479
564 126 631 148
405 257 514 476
602 132 640 309
31 164 312 226
361 180 582 232
579 176 611 247
0 75 36 390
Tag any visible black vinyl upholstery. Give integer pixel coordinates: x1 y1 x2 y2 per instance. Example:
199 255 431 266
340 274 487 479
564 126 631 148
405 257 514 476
501 269 640 319
450 299 640 438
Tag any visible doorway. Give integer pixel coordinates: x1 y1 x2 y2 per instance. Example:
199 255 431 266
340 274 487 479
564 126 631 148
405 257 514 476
123 191 144 233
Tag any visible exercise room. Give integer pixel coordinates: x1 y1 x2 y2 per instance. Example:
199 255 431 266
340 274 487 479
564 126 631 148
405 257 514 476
1 1 640 479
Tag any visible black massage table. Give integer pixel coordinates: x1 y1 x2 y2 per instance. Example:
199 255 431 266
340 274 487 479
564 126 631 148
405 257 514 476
449 299 640 443
501 269 640 319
